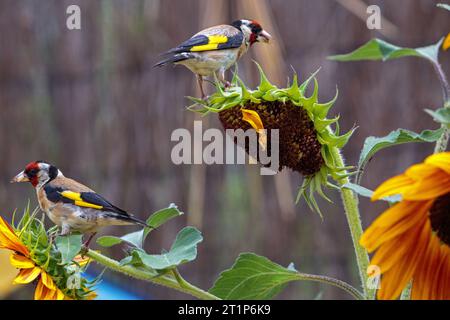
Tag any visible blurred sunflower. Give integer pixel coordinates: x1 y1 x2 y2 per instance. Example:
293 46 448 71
0 216 67 299
0 215 95 300
190 64 354 215
360 152 450 300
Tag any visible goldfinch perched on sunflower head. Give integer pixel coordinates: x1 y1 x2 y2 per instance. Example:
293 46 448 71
11 161 149 247
154 19 272 99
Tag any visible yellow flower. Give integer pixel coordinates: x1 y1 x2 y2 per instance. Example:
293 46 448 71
360 152 450 300
242 109 267 149
242 109 264 133
0 216 66 300
443 33 450 51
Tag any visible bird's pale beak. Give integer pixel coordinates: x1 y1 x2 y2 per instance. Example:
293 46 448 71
258 30 272 43
11 171 29 183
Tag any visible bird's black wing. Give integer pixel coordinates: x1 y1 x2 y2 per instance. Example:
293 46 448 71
43 185 148 226
167 32 244 54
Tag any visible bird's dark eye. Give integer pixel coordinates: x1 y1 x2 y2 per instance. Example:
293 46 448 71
252 25 262 34
27 169 38 177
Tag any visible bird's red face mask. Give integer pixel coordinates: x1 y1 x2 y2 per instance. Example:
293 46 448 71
11 162 41 187
249 21 272 45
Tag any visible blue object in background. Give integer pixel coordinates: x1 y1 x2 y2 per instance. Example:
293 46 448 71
84 273 147 300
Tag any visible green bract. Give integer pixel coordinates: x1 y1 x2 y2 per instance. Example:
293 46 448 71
188 63 355 216
13 207 96 300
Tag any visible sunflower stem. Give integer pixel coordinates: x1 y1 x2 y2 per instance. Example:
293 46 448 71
86 250 220 300
295 273 365 300
330 147 375 300
433 100 450 153
432 60 450 153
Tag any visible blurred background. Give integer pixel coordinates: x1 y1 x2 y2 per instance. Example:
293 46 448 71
0 0 448 299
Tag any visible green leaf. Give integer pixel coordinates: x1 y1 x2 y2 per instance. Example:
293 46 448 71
328 38 443 63
209 253 299 300
425 108 450 125
357 128 444 182
55 234 83 264
145 204 183 239
121 230 145 248
342 182 401 203
133 227 202 270
437 3 450 11
96 204 183 248
96 236 123 248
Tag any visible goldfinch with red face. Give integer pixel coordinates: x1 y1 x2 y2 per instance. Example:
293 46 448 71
154 19 272 99
11 161 149 246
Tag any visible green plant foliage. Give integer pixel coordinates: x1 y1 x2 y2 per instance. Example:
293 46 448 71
96 236 122 247
55 234 83 264
342 182 401 203
96 204 183 248
426 107 450 125
328 38 443 63
144 204 183 238
11 208 95 299
189 62 354 216
125 227 203 270
437 3 450 11
209 253 299 300
356 128 444 182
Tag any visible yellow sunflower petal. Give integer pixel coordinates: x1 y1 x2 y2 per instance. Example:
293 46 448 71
34 278 58 300
370 231 414 273
40 271 56 290
403 169 450 200
413 233 442 299
13 267 41 284
0 217 29 256
55 289 66 300
360 200 430 252
404 162 439 180
371 174 415 201
10 253 35 269
73 254 90 267
443 33 450 51
242 109 264 133
424 152 450 174
86 291 98 300
377 221 429 299
34 278 45 300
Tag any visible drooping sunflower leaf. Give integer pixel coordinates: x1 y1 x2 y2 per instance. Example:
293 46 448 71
131 227 202 270
425 108 450 125
356 128 444 182
96 204 183 248
209 253 300 300
437 3 450 11
55 234 83 264
96 236 123 248
328 38 443 64
342 182 401 203
96 231 146 248
145 204 183 239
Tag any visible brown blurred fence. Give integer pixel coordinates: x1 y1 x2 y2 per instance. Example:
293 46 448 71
0 0 448 299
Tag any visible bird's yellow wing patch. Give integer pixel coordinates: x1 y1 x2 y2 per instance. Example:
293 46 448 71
190 35 228 52
60 191 103 210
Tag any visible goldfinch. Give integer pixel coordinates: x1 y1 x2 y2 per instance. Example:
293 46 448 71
11 161 149 246
154 19 272 99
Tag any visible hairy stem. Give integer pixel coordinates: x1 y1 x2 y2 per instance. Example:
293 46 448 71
86 250 220 300
432 61 450 153
295 273 365 300
434 100 450 153
330 147 375 300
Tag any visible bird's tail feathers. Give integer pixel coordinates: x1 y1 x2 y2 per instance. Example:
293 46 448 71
126 215 153 229
153 53 193 67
